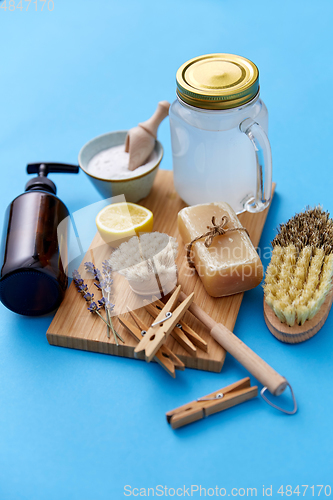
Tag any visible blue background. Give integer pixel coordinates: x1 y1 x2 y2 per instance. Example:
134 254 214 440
1 1 333 498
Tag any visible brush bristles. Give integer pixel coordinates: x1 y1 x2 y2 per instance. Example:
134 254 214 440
264 247 333 327
272 206 333 255
264 245 333 326
264 206 333 326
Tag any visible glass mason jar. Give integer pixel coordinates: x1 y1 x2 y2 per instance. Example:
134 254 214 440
169 53 272 214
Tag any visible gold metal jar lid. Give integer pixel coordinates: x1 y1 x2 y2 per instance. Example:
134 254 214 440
176 53 259 110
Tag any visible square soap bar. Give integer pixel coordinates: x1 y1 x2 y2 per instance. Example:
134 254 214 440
178 202 263 297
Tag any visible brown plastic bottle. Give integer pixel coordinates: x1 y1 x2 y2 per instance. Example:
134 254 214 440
0 163 79 316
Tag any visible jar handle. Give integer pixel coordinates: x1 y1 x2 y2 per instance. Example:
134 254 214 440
240 118 272 213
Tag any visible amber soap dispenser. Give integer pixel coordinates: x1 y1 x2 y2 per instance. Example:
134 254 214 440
0 163 79 316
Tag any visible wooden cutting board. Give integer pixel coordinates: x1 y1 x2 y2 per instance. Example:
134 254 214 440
47 170 275 373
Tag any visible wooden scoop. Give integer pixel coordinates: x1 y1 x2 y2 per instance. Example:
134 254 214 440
125 101 170 171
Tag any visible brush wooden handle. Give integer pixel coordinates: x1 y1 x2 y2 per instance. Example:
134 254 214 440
179 291 288 396
210 324 287 396
139 101 170 138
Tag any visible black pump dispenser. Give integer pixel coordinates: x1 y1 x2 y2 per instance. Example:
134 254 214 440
25 163 80 194
0 163 79 316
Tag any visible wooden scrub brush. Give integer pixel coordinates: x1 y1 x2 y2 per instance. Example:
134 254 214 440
264 206 333 343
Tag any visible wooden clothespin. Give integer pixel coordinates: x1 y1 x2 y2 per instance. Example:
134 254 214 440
143 296 208 357
134 285 194 362
166 377 258 429
118 308 185 378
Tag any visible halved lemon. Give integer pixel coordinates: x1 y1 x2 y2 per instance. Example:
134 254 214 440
96 202 154 245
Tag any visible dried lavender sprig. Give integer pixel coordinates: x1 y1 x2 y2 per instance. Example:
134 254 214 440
97 298 111 340
106 307 115 343
87 301 114 329
83 292 112 328
100 273 121 344
84 262 102 282
100 261 119 344
98 298 124 344
72 269 114 337
84 262 121 345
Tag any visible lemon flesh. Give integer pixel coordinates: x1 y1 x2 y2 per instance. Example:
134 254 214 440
96 202 153 245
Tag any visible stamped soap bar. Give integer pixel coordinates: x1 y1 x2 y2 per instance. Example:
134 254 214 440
178 202 263 297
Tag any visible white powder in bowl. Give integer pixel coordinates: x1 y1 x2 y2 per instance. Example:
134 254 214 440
86 144 159 180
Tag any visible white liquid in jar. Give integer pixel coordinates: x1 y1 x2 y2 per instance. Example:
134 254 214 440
169 97 269 213
86 144 158 180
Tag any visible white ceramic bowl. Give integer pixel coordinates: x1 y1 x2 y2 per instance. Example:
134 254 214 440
78 131 163 202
